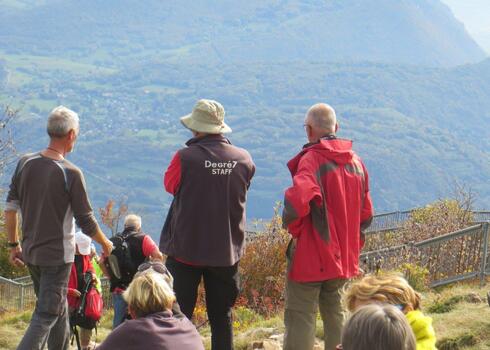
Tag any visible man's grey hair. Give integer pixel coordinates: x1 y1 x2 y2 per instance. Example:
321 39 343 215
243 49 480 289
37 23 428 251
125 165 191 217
124 214 142 230
47 105 80 138
306 103 337 132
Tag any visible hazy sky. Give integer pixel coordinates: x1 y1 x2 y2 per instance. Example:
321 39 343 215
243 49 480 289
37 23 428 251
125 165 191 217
441 0 490 53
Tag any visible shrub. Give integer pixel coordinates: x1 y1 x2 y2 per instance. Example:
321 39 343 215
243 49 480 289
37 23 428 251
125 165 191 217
361 196 479 286
238 204 290 317
403 199 474 243
0 215 26 279
427 295 463 314
437 333 477 350
397 263 429 292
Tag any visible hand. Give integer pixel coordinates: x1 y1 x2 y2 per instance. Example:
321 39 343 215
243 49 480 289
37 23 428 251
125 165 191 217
9 246 25 267
102 239 113 258
68 289 81 298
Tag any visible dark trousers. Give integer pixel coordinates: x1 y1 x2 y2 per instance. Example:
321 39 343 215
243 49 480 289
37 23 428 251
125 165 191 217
17 263 72 350
166 257 239 350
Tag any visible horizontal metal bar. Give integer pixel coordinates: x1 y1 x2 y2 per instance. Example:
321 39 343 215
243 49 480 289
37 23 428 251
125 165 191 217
365 227 403 235
361 243 410 257
414 224 483 247
430 271 480 288
0 276 23 286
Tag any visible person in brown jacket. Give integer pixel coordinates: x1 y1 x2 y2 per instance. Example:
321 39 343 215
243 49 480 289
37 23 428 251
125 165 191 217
160 99 255 350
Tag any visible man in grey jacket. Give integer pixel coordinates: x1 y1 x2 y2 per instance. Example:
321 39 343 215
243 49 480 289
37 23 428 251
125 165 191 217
5 106 113 350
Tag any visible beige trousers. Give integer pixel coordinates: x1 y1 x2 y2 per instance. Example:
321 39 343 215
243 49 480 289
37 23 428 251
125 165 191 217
283 278 346 350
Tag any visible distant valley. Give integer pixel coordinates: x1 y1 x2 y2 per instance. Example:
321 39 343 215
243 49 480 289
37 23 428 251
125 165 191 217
0 0 489 236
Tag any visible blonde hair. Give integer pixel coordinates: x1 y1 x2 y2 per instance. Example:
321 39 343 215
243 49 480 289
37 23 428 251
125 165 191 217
124 214 142 230
344 273 421 313
123 271 175 318
341 304 416 350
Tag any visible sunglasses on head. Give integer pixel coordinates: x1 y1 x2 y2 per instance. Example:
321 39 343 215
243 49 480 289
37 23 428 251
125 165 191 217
137 261 173 285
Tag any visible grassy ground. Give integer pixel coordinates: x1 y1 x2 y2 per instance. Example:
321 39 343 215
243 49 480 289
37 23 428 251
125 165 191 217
0 282 489 350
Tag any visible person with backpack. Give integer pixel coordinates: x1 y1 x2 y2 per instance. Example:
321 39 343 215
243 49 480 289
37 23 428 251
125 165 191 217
103 214 163 329
68 232 102 350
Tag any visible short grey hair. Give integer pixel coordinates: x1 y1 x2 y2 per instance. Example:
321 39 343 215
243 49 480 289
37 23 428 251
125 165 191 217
306 103 337 132
124 214 142 230
47 106 80 138
341 304 416 350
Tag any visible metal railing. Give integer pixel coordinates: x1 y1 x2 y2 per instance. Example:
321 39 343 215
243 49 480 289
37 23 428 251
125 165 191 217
0 275 36 311
2 211 489 312
0 275 113 312
364 209 490 234
364 210 413 233
361 223 490 287
473 211 490 223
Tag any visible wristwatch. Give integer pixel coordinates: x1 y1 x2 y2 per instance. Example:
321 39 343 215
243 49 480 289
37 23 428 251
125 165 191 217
7 241 20 248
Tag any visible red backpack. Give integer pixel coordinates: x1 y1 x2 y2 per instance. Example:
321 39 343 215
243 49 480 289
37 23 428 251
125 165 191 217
70 273 103 330
84 286 103 322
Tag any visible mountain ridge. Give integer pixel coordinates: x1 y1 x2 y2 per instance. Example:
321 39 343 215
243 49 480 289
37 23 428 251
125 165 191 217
0 0 486 67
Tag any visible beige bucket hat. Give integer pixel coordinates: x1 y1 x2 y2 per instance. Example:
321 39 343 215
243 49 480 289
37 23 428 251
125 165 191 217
180 99 232 134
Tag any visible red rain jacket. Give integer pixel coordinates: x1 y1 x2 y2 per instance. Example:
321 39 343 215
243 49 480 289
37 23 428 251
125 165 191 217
282 137 373 282
68 254 94 309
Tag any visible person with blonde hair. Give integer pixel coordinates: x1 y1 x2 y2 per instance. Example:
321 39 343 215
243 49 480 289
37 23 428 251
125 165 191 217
343 273 437 350
339 304 417 350
97 270 203 350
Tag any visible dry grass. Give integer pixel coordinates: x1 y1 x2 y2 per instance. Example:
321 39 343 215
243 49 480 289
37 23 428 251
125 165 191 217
1 282 488 350
0 309 114 350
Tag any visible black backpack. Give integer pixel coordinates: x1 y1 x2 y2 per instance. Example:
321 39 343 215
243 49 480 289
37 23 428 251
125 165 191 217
106 231 139 288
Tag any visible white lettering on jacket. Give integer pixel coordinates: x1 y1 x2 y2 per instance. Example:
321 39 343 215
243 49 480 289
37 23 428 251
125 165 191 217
204 160 238 175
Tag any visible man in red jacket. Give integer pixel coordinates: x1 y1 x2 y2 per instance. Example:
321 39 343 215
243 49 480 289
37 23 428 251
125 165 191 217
282 103 373 350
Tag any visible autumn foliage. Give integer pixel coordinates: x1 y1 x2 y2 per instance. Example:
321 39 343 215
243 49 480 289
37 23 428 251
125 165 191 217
237 206 290 317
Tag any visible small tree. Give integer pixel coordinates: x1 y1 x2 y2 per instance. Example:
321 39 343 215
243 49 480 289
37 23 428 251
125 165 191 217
98 199 128 237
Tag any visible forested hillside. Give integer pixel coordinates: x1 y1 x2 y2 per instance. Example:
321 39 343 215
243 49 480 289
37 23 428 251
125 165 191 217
0 0 485 67
1 0 489 234
2 58 490 233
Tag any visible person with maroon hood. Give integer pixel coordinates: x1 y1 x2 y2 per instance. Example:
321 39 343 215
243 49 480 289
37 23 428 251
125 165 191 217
160 99 255 350
282 103 373 350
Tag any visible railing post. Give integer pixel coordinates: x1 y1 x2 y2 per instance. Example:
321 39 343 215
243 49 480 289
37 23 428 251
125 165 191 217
480 222 489 287
19 284 24 310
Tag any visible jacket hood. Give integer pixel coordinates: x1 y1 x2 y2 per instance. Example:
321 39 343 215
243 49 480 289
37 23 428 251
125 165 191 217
287 138 354 175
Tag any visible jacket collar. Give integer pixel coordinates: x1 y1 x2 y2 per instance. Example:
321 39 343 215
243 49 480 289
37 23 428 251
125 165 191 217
287 137 354 175
302 134 337 149
185 134 232 147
